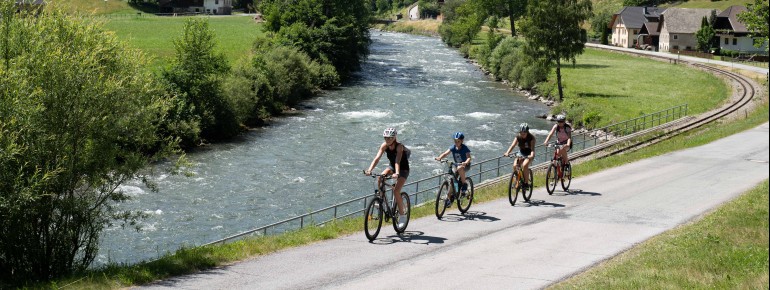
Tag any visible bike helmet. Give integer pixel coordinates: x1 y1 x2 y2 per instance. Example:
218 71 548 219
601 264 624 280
453 132 465 140
383 127 397 137
518 123 529 133
556 115 566 122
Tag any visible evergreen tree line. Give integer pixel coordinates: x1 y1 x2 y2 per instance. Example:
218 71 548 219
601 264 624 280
0 0 370 284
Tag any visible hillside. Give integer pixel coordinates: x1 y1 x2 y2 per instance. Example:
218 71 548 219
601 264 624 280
58 0 154 15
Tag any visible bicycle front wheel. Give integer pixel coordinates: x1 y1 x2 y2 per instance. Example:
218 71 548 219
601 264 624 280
435 182 450 219
508 171 519 206
561 164 572 191
364 197 383 241
393 192 411 233
523 169 534 202
546 163 558 195
458 178 474 214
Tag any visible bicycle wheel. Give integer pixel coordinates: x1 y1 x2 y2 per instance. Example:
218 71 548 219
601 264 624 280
435 182 450 219
508 171 519 206
364 197 383 241
546 163 558 195
457 178 474 214
393 192 411 233
523 169 534 202
561 164 572 191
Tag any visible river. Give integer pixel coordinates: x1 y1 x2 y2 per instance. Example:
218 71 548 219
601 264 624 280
99 31 552 266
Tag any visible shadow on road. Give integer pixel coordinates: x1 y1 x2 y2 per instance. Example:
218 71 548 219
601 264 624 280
440 211 500 223
370 231 447 245
549 188 602 197
523 199 565 207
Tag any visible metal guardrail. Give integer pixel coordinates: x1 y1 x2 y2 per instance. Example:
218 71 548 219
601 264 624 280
202 104 689 247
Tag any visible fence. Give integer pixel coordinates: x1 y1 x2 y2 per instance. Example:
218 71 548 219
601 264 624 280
202 104 689 247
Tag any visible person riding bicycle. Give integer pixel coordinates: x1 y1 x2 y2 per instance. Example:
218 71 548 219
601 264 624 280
543 114 572 168
504 123 536 188
434 132 472 196
365 127 409 228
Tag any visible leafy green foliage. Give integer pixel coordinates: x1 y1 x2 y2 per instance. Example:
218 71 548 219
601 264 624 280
418 0 442 18
0 2 180 283
486 37 550 89
520 0 593 101
259 0 371 80
696 16 716 52
737 0 769 52
481 0 527 36
162 18 240 144
439 0 487 47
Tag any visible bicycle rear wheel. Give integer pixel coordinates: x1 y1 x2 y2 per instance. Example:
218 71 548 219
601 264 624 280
364 197 383 241
546 163 558 195
435 182 450 219
508 171 519 206
561 164 572 191
523 169 534 202
393 192 411 233
457 178 474 214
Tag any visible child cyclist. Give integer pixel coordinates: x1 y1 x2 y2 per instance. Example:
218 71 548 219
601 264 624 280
543 114 572 167
435 132 472 201
503 123 535 188
364 127 409 228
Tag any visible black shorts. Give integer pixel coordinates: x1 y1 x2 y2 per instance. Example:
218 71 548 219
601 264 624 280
387 166 410 179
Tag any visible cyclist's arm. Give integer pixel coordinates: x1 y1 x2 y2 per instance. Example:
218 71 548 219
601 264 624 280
504 138 519 156
543 125 556 145
365 142 386 174
435 149 451 161
393 144 404 176
528 136 536 159
463 152 472 166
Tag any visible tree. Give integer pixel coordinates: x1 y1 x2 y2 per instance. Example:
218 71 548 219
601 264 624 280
482 0 527 36
738 0 769 53
696 16 716 53
520 0 593 101
0 3 179 283
439 0 487 47
163 18 240 144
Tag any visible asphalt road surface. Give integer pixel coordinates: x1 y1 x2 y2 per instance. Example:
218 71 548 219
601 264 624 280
140 123 769 290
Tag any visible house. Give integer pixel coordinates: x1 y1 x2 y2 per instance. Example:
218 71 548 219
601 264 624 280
658 8 718 52
159 0 231 15
609 6 666 48
713 5 767 54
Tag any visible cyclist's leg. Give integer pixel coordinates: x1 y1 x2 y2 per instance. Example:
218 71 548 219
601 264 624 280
560 145 570 165
458 166 467 188
521 157 532 183
393 171 409 215
380 167 394 189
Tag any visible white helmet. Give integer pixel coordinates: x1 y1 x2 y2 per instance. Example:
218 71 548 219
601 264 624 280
556 115 566 122
382 127 397 137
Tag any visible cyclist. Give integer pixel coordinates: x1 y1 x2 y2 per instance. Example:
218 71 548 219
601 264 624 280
434 132 472 198
543 114 572 168
364 127 409 228
503 123 535 188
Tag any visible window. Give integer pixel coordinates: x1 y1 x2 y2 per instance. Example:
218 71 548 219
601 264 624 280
673 34 678 40
724 37 729 45
633 30 638 34
215 0 218 4
733 38 737 45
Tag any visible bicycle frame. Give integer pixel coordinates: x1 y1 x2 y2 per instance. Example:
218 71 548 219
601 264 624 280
370 173 398 218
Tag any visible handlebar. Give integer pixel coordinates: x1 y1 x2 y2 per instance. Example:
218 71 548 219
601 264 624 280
362 169 393 179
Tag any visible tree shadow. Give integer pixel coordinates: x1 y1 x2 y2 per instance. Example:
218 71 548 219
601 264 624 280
439 211 500 223
569 64 610 69
127 2 160 14
369 231 447 245
577 92 630 98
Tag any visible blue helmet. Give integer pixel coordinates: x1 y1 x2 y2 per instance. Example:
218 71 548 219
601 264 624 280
453 132 465 140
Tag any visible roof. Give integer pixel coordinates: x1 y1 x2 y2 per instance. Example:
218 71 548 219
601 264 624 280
659 8 718 34
715 5 749 33
639 22 661 36
611 7 666 29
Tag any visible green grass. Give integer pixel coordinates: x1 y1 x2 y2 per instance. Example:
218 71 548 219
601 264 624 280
102 16 263 71
555 48 729 127
59 0 144 15
550 179 769 289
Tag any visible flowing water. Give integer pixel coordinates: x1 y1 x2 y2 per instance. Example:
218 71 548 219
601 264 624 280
99 31 552 266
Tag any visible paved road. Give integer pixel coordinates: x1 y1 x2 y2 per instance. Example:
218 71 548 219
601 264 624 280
140 123 769 290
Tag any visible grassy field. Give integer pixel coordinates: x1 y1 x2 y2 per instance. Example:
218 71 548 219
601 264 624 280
553 48 729 126
59 0 143 15
102 15 263 70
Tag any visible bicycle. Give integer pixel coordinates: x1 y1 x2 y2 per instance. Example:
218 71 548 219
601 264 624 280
363 171 411 241
434 159 475 219
545 142 572 195
507 153 533 205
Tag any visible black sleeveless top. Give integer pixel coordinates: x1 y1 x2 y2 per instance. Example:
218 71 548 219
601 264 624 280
516 134 535 156
385 142 410 171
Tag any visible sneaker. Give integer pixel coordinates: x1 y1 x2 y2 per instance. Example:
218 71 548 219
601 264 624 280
444 197 452 207
461 183 468 193
397 215 407 228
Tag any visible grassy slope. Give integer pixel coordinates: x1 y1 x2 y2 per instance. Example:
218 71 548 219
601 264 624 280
103 16 263 70
59 0 140 15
